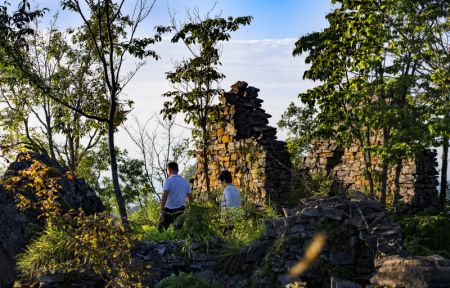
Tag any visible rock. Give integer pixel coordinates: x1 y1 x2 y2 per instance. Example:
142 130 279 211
0 152 104 287
303 138 439 214
330 277 362 288
245 239 273 262
193 81 292 207
301 207 321 217
39 273 65 286
371 255 450 288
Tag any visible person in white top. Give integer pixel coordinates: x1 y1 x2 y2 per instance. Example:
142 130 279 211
157 162 192 231
219 170 242 208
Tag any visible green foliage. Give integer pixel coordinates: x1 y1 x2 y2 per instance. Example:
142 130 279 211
155 272 222 288
288 0 449 204
16 225 76 278
4 155 143 286
290 171 335 204
130 198 161 227
278 103 318 167
400 214 450 258
132 198 276 249
161 14 252 194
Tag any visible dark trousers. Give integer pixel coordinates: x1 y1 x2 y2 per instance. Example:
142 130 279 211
157 206 185 231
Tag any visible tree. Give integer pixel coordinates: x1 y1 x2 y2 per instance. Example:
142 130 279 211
278 103 318 167
161 13 252 196
125 114 190 200
290 0 445 206
36 0 166 226
418 11 450 210
0 17 105 173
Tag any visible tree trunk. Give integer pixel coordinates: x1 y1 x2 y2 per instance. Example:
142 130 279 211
440 136 448 210
202 124 211 197
380 161 388 207
393 160 402 209
364 127 375 197
107 121 128 227
380 128 390 207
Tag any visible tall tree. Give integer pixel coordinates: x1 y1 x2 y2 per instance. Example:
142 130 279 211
418 9 450 210
125 114 189 200
291 0 445 206
57 0 166 225
161 13 252 196
0 17 105 173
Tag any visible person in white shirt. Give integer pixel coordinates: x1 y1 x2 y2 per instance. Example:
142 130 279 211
219 171 242 233
157 162 192 231
219 170 242 208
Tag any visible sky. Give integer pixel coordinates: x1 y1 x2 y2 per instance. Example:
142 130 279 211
5 0 447 181
32 0 333 145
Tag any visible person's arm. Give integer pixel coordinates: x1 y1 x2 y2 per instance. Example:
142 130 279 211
224 188 231 207
160 190 168 216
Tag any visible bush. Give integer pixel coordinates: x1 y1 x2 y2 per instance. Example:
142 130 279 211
135 200 278 249
129 198 161 227
290 171 335 204
400 214 450 258
155 272 222 288
17 225 76 278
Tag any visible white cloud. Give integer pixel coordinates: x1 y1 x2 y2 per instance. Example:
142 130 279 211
116 37 314 155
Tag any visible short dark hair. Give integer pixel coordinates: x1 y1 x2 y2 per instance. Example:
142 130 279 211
219 170 232 183
167 162 178 171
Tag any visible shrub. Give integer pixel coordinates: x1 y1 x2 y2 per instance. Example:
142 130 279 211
4 156 143 287
155 272 222 288
16 225 76 278
400 214 450 258
290 171 335 205
130 198 161 227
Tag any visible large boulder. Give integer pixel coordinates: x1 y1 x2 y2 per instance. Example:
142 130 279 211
251 192 405 287
371 255 450 288
0 152 104 287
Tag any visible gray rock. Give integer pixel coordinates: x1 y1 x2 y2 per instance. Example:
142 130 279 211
371 255 450 288
330 277 362 288
0 152 104 287
301 207 321 217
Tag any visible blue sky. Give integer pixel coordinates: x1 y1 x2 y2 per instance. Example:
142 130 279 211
12 1 449 178
31 0 333 142
38 1 332 39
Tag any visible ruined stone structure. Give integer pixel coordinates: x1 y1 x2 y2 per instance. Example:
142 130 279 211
302 139 439 212
193 81 291 206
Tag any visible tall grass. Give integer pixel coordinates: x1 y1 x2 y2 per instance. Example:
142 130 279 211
16 225 76 278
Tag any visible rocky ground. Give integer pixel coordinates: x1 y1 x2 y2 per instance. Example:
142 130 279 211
2 153 450 288
14 192 450 288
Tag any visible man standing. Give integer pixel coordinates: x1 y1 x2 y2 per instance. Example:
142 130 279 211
157 162 192 231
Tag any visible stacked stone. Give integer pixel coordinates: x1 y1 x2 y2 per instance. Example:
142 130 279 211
261 193 405 287
302 138 439 212
194 81 291 206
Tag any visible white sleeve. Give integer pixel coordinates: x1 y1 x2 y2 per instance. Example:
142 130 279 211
224 188 232 207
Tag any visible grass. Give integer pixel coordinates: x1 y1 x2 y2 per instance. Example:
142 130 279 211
400 213 450 258
16 225 77 278
155 272 223 288
129 199 278 248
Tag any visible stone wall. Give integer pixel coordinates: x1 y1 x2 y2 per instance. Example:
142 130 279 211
193 81 291 206
302 138 439 212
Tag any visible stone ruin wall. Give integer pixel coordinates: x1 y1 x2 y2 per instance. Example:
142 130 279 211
193 81 291 206
302 138 440 211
